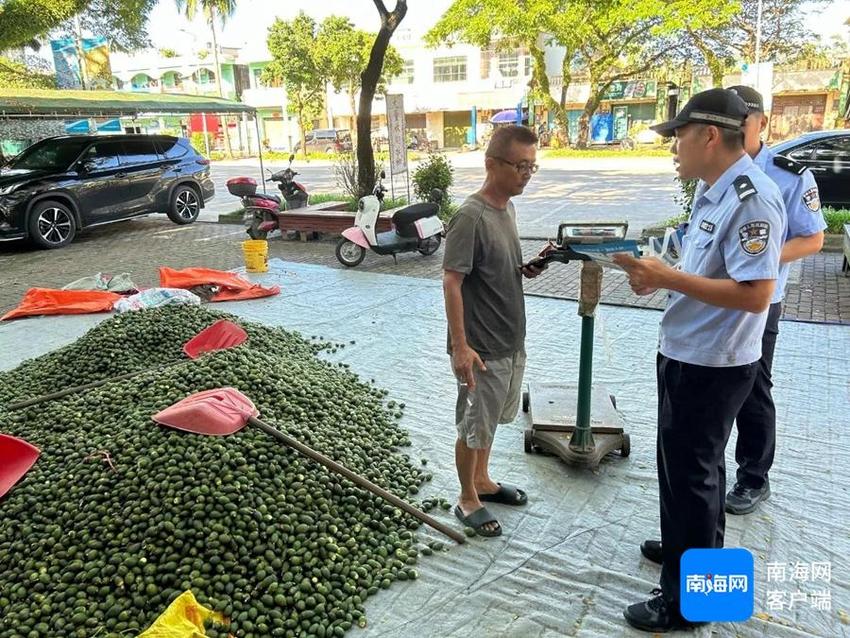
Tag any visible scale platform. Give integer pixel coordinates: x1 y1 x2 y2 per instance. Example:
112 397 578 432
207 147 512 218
522 381 630 468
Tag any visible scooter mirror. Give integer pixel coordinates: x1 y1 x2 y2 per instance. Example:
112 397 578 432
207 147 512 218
430 188 443 203
380 170 386 179
289 153 295 163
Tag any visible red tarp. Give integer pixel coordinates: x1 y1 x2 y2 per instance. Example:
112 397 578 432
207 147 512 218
159 267 280 302
1 288 121 321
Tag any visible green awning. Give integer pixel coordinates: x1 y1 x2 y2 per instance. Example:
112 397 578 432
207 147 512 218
0 88 255 117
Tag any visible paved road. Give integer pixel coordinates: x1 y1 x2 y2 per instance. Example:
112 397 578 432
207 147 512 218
205 154 680 238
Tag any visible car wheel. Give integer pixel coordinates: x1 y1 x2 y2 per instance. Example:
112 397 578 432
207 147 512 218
168 185 201 224
325 146 335 154
28 200 77 249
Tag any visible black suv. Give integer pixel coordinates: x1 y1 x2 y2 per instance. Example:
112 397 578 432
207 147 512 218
0 134 215 248
771 130 850 207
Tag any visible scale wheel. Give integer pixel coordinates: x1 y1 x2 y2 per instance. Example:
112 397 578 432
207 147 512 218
523 429 534 454
620 433 631 457
522 391 530 413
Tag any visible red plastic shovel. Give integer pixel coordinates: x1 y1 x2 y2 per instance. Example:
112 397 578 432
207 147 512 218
6 320 248 411
152 388 466 545
0 434 40 499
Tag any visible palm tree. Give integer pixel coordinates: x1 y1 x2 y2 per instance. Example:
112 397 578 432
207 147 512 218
175 0 237 157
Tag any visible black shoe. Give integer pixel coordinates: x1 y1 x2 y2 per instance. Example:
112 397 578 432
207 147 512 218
725 479 771 515
640 539 662 565
624 589 705 633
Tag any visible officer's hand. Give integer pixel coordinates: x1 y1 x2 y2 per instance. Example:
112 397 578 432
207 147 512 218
452 344 487 391
613 254 672 291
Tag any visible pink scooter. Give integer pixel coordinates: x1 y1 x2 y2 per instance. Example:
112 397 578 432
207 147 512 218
335 172 444 267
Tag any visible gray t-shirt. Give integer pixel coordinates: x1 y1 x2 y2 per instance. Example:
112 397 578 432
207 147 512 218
442 193 525 359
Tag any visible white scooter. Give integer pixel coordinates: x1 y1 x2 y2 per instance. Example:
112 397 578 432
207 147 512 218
335 171 444 267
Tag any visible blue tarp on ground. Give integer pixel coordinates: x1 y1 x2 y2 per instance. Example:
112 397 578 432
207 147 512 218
2 259 848 637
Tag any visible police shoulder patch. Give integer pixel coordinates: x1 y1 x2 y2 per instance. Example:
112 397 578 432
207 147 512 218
733 175 757 202
802 186 821 212
738 221 771 256
773 155 807 175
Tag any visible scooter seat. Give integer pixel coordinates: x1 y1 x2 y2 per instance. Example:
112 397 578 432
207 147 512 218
252 193 281 204
392 202 438 226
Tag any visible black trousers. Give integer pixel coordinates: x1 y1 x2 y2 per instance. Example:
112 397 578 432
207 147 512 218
656 354 757 605
734 302 782 489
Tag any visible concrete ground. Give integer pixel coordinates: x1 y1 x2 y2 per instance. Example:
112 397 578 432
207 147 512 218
2 216 848 325
205 154 679 238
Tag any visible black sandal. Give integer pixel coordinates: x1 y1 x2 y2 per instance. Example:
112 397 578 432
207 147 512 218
454 505 502 537
479 483 528 506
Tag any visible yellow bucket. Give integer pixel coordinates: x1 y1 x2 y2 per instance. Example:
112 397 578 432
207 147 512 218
241 239 269 273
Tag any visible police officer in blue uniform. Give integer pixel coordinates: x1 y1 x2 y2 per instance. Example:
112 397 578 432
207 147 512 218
614 88 786 632
724 85 827 514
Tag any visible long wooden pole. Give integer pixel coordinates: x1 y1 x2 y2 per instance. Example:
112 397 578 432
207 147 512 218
248 416 466 544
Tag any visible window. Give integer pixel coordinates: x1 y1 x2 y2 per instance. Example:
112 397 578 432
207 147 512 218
812 137 850 162
498 52 519 78
119 139 160 166
397 59 414 84
524 56 533 77
156 138 188 159
8 138 91 171
197 68 216 85
433 56 467 83
252 67 265 88
787 146 814 161
80 142 122 170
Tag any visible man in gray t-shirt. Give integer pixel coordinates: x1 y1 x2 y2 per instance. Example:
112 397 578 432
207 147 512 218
442 125 547 537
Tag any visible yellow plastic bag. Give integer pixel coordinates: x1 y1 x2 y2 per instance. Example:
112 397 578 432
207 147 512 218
138 590 226 638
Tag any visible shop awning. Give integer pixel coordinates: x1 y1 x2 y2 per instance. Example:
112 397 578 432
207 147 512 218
0 88 255 118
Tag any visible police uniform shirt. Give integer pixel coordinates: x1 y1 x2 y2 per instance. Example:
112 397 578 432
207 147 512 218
753 144 827 303
659 153 786 367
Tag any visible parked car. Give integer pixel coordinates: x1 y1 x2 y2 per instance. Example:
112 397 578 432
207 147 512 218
771 130 850 207
293 129 352 154
0 134 214 248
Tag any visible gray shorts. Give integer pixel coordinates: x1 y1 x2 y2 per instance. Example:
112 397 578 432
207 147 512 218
455 350 527 449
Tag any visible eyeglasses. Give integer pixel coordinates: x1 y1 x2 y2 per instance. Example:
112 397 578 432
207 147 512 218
491 156 539 174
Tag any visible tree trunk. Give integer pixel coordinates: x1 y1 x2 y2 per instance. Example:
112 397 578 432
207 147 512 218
297 103 308 159
576 95 602 149
358 1 407 197
349 83 358 140
558 53 573 147
528 43 566 146
210 14 234 159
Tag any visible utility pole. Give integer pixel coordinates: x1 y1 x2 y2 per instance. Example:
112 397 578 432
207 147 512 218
74 15 89 90
209 8 234 158
755 0 763 87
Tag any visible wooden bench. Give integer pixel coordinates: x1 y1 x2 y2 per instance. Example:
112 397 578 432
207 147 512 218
277 203 403 238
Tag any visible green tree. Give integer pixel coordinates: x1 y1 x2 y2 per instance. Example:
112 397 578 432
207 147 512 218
0 57 55 88
357 1 408 196
316 16 404 129
429 0 733 148
0 0 161 53
175 0 236 156
685 0 831 86
264 13 327 158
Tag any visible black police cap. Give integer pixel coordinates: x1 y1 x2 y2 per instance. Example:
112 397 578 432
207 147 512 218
650 88 748 137
727 85 765 113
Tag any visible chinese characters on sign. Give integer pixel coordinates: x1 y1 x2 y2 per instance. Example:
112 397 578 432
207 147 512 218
685 574 749 595
765 561 832 611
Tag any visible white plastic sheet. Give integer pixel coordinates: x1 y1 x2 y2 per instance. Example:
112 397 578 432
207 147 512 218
2 259 847 638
